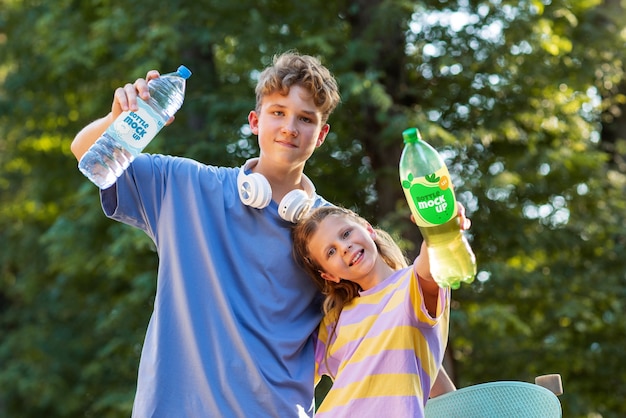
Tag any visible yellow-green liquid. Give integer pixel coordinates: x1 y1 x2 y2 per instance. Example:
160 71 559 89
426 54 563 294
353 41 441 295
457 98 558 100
420 216 477 289
399 128 476 288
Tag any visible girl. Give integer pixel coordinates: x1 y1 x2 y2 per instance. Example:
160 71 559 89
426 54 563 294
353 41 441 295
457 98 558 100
293 206 462 417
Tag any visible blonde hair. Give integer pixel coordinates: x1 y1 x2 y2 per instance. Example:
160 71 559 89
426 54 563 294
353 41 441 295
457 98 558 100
292 206 408 377
292 206 408 320
255 51 341 124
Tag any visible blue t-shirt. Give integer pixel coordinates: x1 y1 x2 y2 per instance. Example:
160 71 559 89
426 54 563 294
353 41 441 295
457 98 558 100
101 154 326 417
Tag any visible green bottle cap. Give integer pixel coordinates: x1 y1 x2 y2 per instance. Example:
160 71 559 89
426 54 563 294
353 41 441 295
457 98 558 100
402 127 422 144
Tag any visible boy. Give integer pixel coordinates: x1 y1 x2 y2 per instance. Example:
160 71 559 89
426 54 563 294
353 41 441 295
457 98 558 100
71 52 340 417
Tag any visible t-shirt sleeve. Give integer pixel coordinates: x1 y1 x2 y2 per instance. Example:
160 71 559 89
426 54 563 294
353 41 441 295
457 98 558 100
99 154 170 239
409 268 450 327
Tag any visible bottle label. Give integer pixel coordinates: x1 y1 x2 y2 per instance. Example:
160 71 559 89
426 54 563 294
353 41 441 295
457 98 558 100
401 166 457 227
106 98 164 156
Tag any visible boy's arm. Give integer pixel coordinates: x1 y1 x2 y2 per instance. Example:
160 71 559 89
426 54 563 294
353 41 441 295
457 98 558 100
70 71 159 162
70 113 116 161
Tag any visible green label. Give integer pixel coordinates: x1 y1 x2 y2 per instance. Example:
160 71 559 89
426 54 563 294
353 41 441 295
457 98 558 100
401 166 456 226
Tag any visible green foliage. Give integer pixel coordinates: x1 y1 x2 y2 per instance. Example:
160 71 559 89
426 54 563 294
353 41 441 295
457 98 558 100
1 0 625 416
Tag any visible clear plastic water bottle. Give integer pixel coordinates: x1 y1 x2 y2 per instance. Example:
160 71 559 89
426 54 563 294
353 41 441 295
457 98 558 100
399 127 476 289
78 65 192 189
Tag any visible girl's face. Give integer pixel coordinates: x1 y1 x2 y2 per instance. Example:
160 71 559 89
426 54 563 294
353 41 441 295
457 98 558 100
307 214 381 290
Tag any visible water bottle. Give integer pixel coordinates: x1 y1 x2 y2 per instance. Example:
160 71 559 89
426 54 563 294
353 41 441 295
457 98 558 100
399 127 476 289
78 65 192 189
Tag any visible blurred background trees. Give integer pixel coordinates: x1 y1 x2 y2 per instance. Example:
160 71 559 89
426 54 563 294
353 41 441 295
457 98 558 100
1 0 625 416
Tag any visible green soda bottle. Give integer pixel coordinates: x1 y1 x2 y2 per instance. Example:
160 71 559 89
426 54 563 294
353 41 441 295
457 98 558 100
399 127 476 289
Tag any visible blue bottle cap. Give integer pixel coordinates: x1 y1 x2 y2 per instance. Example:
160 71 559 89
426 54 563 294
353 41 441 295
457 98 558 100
176 65 192 79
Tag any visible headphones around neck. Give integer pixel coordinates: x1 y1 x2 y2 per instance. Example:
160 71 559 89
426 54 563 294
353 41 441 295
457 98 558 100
237 158 316 223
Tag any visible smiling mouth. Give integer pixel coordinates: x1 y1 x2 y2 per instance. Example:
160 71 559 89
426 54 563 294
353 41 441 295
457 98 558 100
276 139 297 148
349 249 364 267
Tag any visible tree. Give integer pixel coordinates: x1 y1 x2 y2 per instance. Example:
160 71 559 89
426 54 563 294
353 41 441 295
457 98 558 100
1 0 624 416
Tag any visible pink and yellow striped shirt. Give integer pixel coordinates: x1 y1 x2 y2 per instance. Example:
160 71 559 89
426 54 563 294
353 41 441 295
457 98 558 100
314 266 450 417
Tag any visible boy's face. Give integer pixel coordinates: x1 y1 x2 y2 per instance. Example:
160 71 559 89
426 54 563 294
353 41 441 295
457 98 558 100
248 85 329 170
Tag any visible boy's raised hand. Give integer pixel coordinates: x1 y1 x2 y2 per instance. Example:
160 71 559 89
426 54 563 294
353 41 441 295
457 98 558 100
111 70 174 125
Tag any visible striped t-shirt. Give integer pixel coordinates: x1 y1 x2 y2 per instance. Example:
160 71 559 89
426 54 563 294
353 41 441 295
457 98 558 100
314 266 450 417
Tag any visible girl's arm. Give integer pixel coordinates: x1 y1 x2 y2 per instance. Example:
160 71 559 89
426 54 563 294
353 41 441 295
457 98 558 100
430 367 457 398
414 241 440 316
413 203 471 316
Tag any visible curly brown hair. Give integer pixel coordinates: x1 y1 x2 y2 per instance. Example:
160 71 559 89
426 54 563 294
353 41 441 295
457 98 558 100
255 51 341 124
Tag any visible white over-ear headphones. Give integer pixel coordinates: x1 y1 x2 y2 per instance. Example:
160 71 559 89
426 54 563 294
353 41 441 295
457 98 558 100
237 158 316 223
